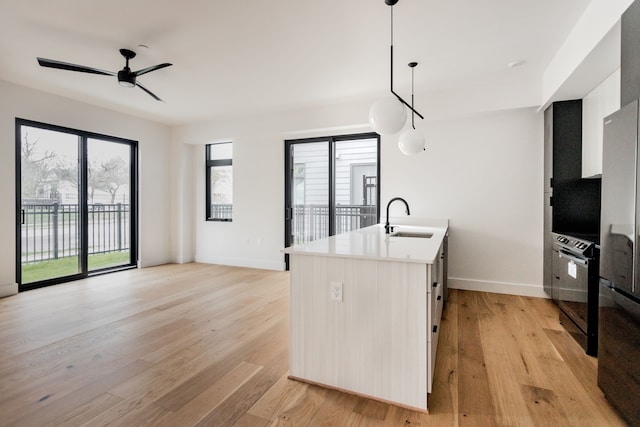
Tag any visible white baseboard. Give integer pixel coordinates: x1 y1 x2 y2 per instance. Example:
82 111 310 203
0 283 18 298
195 255 285 271
448 277 549 299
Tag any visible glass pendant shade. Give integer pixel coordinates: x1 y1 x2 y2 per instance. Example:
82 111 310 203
369 96 407 135
398 128 425 155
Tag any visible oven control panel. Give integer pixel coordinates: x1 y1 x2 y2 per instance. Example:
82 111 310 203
553 233 596 256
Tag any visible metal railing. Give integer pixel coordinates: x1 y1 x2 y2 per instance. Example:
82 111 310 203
209 204 233 220
292 204 377 245
21 203 130 263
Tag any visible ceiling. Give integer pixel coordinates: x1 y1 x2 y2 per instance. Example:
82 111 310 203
0 0 591 126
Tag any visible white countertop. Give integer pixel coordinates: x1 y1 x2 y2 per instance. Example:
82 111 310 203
283 219 448 264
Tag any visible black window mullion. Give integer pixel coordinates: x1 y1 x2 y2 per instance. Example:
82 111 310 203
129 143 138 266
80 135 88 275
328 138 336 236
205 145 212 221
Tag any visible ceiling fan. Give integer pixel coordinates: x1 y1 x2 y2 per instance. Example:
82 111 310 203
37 48 172 101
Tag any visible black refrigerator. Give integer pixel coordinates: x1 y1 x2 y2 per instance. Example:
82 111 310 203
599 99 640 426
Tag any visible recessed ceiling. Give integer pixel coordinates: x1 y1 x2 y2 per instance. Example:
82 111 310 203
0 0 590 126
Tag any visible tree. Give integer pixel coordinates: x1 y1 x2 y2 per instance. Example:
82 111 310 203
21 132 58 199
54 157 128 204
92 157 128 204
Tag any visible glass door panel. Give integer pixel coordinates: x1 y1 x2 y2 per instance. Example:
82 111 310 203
291 141 329 245
87 138 132 272
334 138 378 235
20 126 81 284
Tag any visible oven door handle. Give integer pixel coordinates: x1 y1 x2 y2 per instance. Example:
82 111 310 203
558 250 588 266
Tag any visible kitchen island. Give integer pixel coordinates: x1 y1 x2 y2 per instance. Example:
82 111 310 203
283 219 448 412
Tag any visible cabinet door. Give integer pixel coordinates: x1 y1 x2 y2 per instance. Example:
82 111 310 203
544 105 553 193
428 279 444 394
622 0 640 107
543 105 554 297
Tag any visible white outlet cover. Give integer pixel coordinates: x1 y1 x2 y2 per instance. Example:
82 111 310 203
330 281 343 302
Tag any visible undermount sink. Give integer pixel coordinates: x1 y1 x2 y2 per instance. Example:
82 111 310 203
390 231 433 239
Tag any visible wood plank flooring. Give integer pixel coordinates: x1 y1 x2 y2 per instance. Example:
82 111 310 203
0 263 627 426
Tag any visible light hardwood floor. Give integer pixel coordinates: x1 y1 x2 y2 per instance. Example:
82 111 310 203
0 263 627 426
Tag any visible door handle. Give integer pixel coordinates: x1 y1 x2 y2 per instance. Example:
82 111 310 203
20 209 25 225
558 250 588 266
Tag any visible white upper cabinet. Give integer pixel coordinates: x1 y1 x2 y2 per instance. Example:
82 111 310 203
582 69 621 177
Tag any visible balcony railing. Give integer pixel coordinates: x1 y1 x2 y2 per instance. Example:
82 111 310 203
21 203 129 264
292 204 377 245
209 204 232 221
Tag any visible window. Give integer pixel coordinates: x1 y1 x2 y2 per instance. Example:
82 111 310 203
206 142 233 221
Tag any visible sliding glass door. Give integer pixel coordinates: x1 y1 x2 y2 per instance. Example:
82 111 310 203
18 126 82 283
86 138 133 272
284 133 380 267
16 119 138 291
289 140 330 244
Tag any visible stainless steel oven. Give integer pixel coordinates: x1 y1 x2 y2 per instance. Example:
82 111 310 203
551 232 599 356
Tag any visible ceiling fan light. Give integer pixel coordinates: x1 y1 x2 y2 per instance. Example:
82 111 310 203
117 70 135 87
369 96 407 135
398 128 425 155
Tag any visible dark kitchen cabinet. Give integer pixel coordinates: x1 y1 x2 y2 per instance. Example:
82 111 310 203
543 100 583 297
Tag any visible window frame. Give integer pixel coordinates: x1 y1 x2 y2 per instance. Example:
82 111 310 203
15 118 139 291
205 142 233 222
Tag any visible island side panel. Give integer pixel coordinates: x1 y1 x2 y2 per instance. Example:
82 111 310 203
375 259 429 409
289 253 429 411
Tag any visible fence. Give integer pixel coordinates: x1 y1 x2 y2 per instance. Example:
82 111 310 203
292 204 377 244
21 203 130 263
210 204 233 220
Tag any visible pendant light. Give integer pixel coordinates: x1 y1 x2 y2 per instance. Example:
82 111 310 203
369 96 406 135
369 0 424 140
398 62 425 155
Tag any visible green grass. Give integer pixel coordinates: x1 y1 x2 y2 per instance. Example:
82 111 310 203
21 252 131 284
88 251 131 271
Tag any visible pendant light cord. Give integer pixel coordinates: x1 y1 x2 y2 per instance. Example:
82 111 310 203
391 6 394 45
385 0 424 120
411 65 415 129
390 6 394 93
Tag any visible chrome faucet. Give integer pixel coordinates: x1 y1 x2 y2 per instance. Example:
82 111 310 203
385 197 410 234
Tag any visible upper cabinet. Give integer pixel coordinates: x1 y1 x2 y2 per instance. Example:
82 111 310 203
580 0 637 178
547 100 583 185
582 70 621 177
622 0 640 107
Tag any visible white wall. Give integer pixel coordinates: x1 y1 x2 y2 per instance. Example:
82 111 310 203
173 98 377 271
582 69 621 177
174 101 544 296
169 139 195 264
383 108 543 297
0 81 543 296
193 134 285 270
0 80 173 296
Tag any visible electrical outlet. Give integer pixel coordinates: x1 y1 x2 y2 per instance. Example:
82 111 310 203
330 281 343 302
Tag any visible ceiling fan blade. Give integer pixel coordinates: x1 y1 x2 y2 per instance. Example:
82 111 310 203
135 81 163 101
133 63 172 77
37 57 115 76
